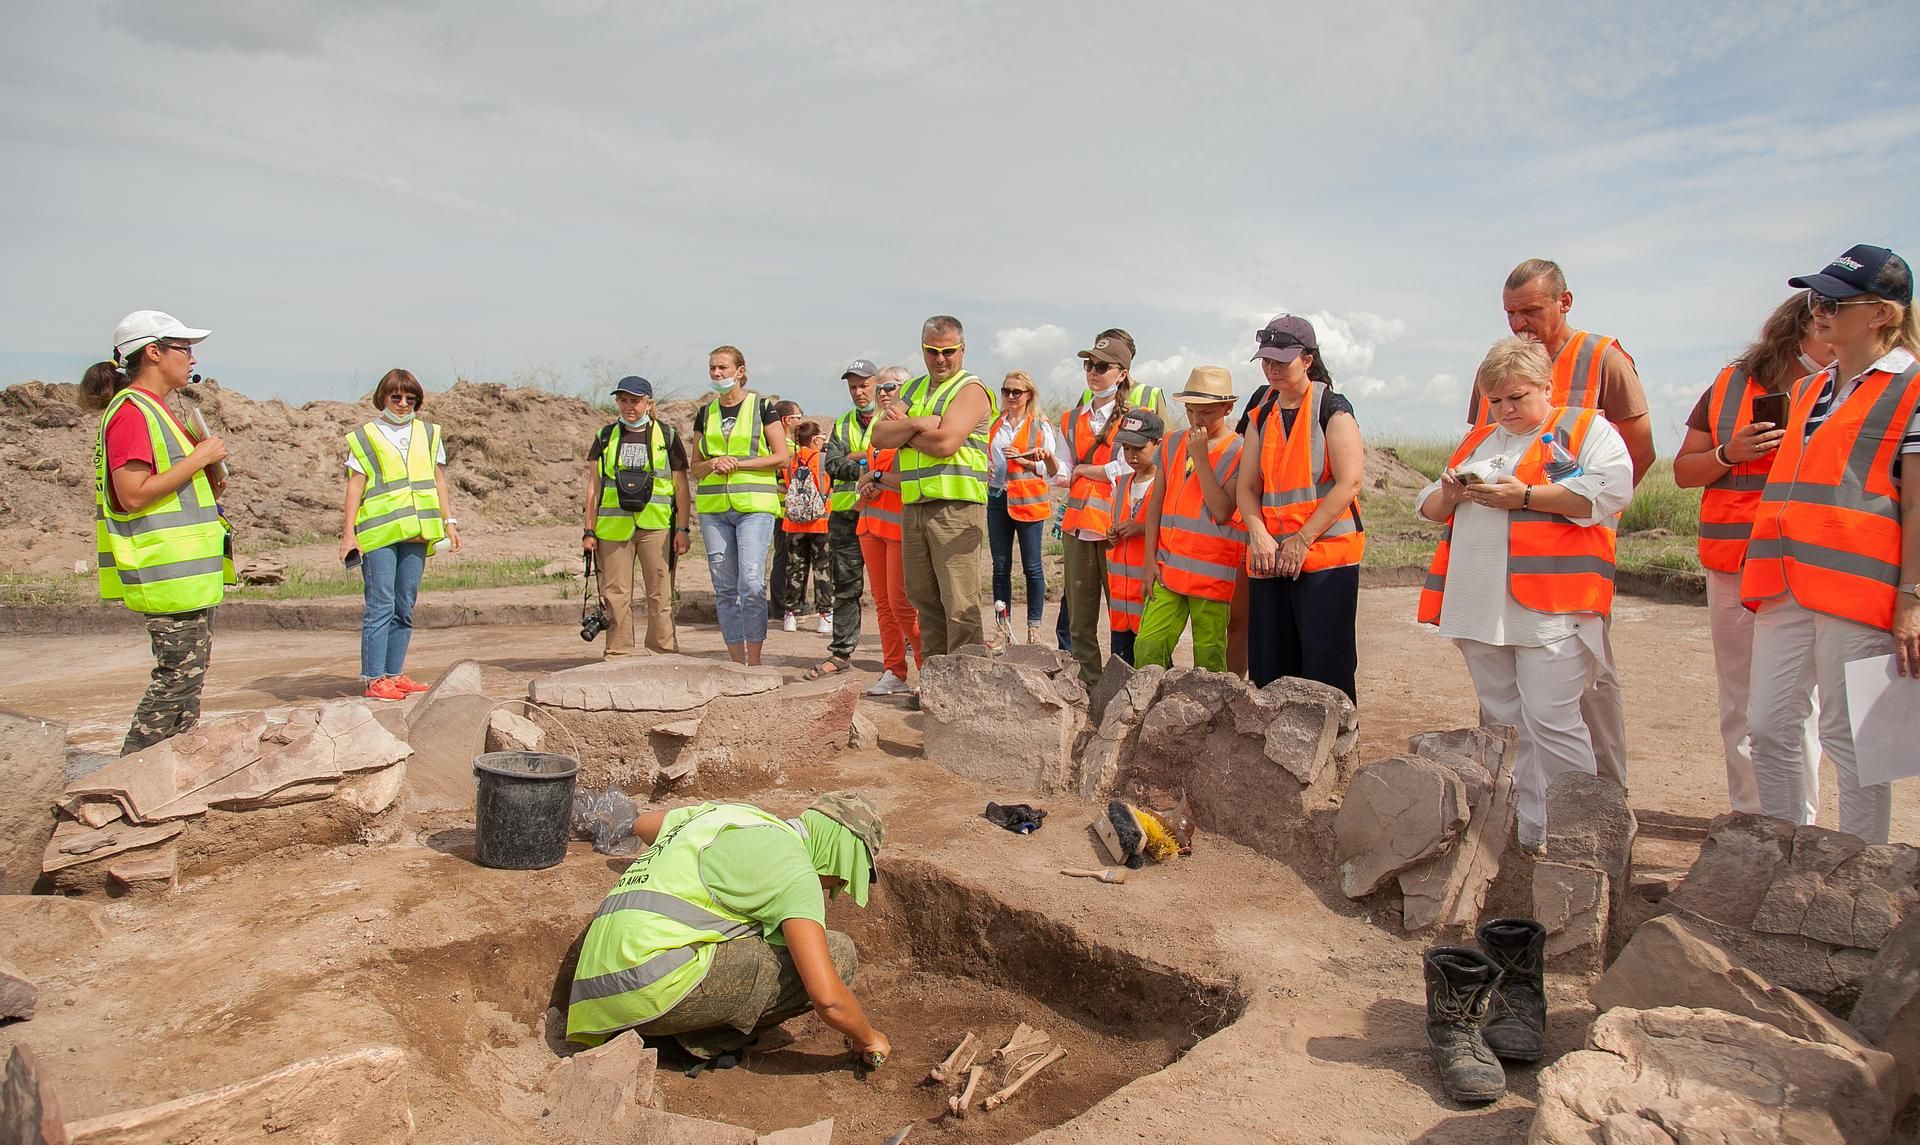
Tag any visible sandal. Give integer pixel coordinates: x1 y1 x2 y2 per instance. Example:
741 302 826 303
804 657 851 681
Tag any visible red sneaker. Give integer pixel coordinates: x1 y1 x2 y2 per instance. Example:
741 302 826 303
364 677 409 701
391 675 432 695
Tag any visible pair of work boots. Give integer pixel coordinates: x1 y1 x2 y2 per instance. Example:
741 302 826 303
1424 917 1546 1104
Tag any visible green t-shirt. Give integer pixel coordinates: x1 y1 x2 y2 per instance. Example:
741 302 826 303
698 822 826 947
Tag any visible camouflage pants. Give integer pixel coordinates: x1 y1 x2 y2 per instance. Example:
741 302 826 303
826 510 866 661
781 532 832 616
122 608 215 756
632 930 858 1059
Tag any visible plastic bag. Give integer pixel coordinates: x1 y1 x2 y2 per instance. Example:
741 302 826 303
570 786 640 855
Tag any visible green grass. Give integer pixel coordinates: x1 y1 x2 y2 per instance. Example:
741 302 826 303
1 556 565 607
1376 436 1456 482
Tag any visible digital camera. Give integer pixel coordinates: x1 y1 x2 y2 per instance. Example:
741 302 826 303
580 605 609 642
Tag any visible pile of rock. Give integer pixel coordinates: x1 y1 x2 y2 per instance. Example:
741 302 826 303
42 700 410 895
524 655 862 795
1332 726 1517 932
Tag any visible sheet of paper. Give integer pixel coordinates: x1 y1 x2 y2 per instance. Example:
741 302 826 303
1844 654 1920 787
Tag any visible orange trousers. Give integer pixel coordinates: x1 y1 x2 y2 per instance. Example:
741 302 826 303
860 533 921 679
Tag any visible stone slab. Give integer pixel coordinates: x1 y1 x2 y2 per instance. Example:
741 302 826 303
0 711 66 894
542 1031 657 1141
1534 860 1611 974
756 1119 835 1144
529 656 782 712
61 713 268 824
1397 724 1518 933
921 654 1079 794
1335 755 1469 899
0 953 36 1020
1 1045 67 1145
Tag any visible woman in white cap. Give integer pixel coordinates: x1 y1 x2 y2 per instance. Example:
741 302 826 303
1741 244 1920 844
79 311 230 755
340 369 462 701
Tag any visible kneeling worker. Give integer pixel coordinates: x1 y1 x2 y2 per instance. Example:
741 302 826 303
566 792 890 1067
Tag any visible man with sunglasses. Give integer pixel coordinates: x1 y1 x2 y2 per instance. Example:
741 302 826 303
871 317 997 657
1472 258 1654 792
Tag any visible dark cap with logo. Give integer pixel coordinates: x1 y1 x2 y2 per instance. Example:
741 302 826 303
1077 334 1135 369
611 376 653 398
1114 408 1166 447
1251 314 1318 363
841 359 879 380
1789 244 1912 306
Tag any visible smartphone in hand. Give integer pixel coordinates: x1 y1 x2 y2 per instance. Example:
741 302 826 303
342 548 362 570
1751 391 1790 428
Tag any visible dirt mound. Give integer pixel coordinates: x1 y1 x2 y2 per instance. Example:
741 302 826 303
1363 444 1432 494
0 379 704 575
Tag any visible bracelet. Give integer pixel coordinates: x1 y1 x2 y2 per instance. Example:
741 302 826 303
583 528 595 537
445 517 460 526
1713 444 1733 467
1521 486 1532 511
676 527 691 534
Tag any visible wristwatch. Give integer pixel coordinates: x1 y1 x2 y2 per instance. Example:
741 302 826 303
676 527 691 534
1902 583 1920 601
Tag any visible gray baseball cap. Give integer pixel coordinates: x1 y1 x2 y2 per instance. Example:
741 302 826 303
842 359 879 380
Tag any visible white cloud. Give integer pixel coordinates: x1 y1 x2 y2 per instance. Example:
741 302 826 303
992 324 1071 361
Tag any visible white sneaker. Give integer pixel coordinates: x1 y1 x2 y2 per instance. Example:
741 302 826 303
816 613 833 634
781 612 798 632
866 670 909 696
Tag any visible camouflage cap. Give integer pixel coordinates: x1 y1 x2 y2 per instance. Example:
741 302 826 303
809 791 884 859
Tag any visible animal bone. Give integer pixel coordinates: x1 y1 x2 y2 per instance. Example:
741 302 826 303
992 1023 1050 1061
948 1064 984 1118
986 1046 1066 1110
927 1032 979 1084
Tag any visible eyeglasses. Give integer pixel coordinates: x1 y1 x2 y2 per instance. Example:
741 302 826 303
922 344 964 358
158 341 195 356
1807 292 1884 317
1082 360 1119 374
1255 329 1308 350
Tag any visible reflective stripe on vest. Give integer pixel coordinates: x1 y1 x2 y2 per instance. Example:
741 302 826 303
594 422 674 542
1156 430 1249 602
1254 383 1365 573
1060 399 1125 535
1696 365 1777 573
1469 331 1631 425
566 803 802 1046
1105 473 1152 633
856 445 904 541
898 372 995 505
994 413 1051 522
94 388 226 614
829 410 876 512
347 420 446 553
1740 363 1920 632
695 393 780 515
1418 407 1616 624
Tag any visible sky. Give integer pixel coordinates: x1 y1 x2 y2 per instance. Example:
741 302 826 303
4 1 1918 446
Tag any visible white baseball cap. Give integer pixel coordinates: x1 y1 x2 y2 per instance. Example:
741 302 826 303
112 310 210 362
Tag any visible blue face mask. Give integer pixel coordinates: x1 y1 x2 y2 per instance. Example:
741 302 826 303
710 376 738 393
380 409 415 426
619 414 649 429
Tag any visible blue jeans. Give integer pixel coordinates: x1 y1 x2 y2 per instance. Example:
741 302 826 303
361 541 426 681
701 509 775 646
987 491 1047 625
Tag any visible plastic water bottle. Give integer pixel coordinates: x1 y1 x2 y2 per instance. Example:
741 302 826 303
1542 433 1584 482
431 537 454 556
994 600 1014 645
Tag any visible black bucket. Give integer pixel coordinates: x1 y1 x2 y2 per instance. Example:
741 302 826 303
473 751 579 870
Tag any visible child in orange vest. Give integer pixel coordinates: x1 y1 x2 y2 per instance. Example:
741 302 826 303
780 421 832 632
1104 409 1164 664
1136 368 1248 671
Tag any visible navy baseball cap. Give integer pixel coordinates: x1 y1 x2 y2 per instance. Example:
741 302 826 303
611 376 653 398
1252 314 1318 363
1789 244 1912 306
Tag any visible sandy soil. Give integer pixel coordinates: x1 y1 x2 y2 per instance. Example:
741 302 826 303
1 587 1910 1143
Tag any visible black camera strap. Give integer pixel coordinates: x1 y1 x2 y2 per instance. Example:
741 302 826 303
582 548 599 618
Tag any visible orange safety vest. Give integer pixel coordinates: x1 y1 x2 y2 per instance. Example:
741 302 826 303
1741 363 1920 632
1059 399 1127 536
1418 407 1616 624
856 445 903 542
1106 472 1152 633
1469 330 1632 425
780 447 830 535
1253 383 1365 573
1696 365 1783 573
1155 430 1249 603
994 413 1051 523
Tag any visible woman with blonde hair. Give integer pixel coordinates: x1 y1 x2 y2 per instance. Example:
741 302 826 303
987 370 1061 644
340 368 461 700
1416 336 1633 850
1673 293 1832 816
691 345 789 666
1742 245 1920 844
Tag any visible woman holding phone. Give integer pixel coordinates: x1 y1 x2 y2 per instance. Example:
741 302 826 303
1741 245 1920 845
1673 293 1832 817
340 369 460 701
986 371 1060 645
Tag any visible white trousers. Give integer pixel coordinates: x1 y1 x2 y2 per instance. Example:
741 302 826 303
1579 614 1628 788
1709 570 1818 817
1457 636 1599 847
1749 597 1894 843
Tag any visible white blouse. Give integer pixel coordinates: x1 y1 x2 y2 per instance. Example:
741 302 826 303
988 414 1060 492
1414 416 1633 650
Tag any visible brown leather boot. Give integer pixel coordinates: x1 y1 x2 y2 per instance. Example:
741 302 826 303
1423 946 1506 1104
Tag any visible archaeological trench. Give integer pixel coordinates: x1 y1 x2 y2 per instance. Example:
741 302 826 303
2 644 1918 1143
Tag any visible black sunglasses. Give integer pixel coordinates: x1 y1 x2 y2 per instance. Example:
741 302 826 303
1255 329 1308 350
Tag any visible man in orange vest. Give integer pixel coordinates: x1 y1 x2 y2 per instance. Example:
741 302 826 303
1136 369 1247 671
1474 259 1652 789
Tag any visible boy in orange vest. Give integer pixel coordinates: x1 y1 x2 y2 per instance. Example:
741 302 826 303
780 420 832 632
1136 367 1248 671
1104 409 1164 664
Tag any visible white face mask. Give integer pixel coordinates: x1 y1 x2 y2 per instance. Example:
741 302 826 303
1799 351 1826 374
1089 376 1118 398
380 409 414 426
710 376 738 393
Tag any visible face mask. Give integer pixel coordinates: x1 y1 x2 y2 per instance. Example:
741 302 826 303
380 409 414 426
855 399 876 413
1089 376 1117 397
1799 351 1826 374
619 413 650 429
710 376 737 393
